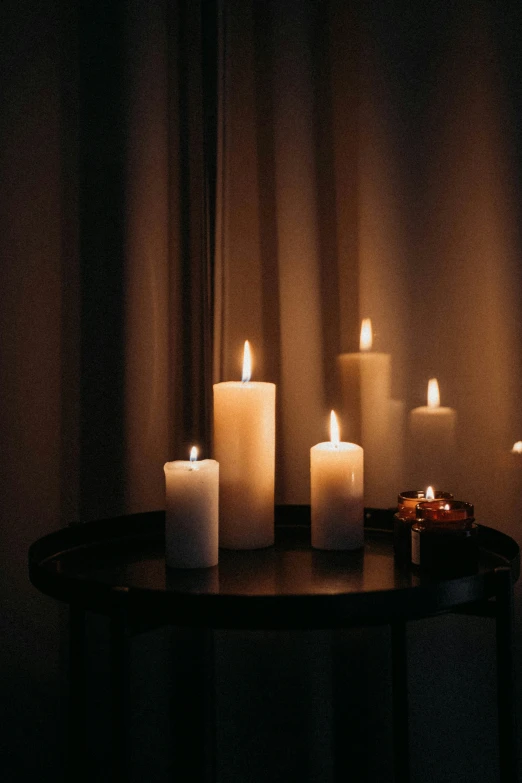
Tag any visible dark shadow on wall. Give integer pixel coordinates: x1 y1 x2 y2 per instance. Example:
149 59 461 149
78 0 127 522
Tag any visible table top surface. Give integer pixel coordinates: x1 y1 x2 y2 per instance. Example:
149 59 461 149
28 507 520 630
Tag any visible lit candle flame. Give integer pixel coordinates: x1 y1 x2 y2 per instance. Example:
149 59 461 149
360 318 373 352
242 340 252 383
426 485 435 500
444 503 450 511
190 446 198 462
330 410 340 448
512 441 522 454
427 378 440 409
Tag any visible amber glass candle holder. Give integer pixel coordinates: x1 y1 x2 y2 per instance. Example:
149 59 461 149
411 500 478 576
393 490 453 565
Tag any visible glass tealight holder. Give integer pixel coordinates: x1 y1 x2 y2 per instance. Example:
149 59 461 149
411 500 478 576
393 490 453 565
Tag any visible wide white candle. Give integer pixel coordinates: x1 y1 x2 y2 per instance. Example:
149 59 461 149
337 318 392 508
164 447 219 569
493 441 522 533
213 341 276 549
311 411 364 550
408 378 457 490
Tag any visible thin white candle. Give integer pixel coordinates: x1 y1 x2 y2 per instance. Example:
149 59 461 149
493 441 522 535
408 378 456 490
337 318 392 508
213 341 276 549
164 447 219 569
311 411 364 550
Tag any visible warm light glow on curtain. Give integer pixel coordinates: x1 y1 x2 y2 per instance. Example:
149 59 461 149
213 0 522 522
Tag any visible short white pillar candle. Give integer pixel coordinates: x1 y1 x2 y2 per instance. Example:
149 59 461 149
311 411 364 550
164 447 219 568
408 378 456 490
337 318 392 508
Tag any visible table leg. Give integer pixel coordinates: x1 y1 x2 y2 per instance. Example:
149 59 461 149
391 621 410 783
171 628 216 783
331 630 368 782
68 605 87 781
110 604 130 783
495 566 519 783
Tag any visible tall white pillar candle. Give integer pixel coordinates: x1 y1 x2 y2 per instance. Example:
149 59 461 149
311 411 364 550
213 341 276 549
408 378 457 490
164 448 219 569
337 318 392 508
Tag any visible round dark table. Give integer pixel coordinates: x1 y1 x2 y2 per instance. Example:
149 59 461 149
29 507 520 783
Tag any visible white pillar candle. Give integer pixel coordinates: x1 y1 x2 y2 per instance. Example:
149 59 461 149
493 441 522 534
311 411 364 550
337 318 392 508
164 448 219 569
213 341 276 549
408 378 457 490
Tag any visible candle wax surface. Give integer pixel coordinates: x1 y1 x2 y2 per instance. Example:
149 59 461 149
213 380 275 549
408 405 457 490
337 351 392 508
311 440 364 550
422 508 468 522
164 459 219 569
416 500 474 528
397 490 453 519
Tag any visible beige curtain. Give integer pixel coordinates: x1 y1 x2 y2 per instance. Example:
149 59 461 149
214 0 522 534
117 0 217 517
0 0 217 776
2 0 522 779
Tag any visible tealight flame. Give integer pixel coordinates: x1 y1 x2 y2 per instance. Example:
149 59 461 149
444 503 451 511
242 340 252 383
427 378 440 409
512 441 522 454
426 485 435 500
360 318 373 352
190 446 198 462
330 410 340 448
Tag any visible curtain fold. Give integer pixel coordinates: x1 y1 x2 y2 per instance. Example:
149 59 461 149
123 0 170 514
78 0 127 521
123 0 219 513
0 2 68 777
171 0 216 457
